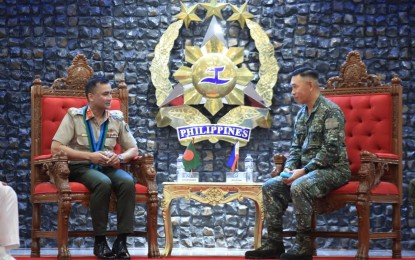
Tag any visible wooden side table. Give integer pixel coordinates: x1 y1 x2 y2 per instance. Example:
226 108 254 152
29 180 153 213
161 182 264 257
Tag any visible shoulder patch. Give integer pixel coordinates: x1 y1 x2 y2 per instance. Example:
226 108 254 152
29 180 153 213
125 123 131 133
67 107 84 117
109 110 124 121
325 118 339 129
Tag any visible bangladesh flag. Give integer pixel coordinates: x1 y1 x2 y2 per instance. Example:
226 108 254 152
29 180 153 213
182 140 201 171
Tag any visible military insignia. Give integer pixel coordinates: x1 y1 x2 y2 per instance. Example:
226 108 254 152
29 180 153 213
86 107 94 119
325 118 339 129
107 130 118 138
150 1 279 147
68 107 84 117
109 110 124 121
125 123 131 133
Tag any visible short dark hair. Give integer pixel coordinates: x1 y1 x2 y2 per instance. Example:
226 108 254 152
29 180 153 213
290 67 319 79
85 76 110 98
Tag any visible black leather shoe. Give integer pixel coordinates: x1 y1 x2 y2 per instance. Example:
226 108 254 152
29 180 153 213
94 240 116 259
112 237 131 259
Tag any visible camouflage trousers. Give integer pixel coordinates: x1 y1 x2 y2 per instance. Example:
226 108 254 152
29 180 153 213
262 168 349 240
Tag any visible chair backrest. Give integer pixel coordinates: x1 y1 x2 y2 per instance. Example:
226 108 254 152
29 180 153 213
40 97 122 155
31 54 129 181
321 51 402 188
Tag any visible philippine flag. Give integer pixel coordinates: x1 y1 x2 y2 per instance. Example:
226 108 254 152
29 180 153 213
227 141 240 172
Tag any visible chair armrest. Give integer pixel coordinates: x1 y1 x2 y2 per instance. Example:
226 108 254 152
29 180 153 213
33 151 71 193
129 154 157 193
358 150 399 193
271 154 287 178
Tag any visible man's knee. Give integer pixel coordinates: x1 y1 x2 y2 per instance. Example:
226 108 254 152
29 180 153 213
121 177 135 193
262 178 276 193
262 177 285 193
290 181 307 198
114 170 135 193
94 176 112 194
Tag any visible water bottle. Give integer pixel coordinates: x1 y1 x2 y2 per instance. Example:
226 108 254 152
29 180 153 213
245 154 254 182
176 153 185 182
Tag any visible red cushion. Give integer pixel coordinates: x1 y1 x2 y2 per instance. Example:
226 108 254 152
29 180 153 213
327 94 393 174
34 154 53 160
34 182 89 194
40 97 121 155
330 181 399 195
374 152 399 160
34 182 148 194
135 183 148 193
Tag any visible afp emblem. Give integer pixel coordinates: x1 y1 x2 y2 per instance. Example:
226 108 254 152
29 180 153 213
150 1 279 147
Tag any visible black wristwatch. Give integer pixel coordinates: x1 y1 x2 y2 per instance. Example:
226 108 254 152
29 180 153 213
303 166 310 174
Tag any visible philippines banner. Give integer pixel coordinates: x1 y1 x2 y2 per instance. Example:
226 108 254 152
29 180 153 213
177 124 251 142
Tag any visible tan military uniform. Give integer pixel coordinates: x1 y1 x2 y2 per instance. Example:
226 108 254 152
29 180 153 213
53 105 137 236
53 106 136 155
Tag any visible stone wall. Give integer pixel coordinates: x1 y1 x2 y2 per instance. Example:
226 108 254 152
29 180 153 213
0 0 414 252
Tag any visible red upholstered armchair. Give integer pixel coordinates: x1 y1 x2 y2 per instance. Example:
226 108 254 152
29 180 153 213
30 54 160 259
272 51 402 260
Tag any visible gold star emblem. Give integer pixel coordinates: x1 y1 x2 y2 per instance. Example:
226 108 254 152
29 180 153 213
227 2 254 29
200 0 227 20
175 2 202 29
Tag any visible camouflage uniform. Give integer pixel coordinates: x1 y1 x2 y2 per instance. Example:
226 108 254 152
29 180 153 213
53 106 137 236
263 95 351 258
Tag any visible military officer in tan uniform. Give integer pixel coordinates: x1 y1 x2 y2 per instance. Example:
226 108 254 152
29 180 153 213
52 76 138 259
246 68 350 260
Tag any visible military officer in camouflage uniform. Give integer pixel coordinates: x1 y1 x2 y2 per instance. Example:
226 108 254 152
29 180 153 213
245 67 350 260
52 76 138 259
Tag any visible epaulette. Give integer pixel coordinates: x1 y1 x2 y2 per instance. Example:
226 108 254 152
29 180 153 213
109 110 124 121
67 107 84 117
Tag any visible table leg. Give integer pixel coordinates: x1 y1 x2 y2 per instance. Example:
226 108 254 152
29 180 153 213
162 193 174 257
253 198 263 249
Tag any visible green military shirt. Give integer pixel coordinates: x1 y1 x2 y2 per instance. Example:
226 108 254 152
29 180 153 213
284 95 350 174
53 106 137 159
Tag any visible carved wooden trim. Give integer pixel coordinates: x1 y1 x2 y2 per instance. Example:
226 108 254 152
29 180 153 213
271 154 286 178
51 54 94 90
131 154 158 193
31 76 43 157
326 51 381 89
315 196 349 214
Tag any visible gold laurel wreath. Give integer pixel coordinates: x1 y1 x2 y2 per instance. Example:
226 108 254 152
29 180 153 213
246 19 279 107
149 3 278 146
149 20 183 107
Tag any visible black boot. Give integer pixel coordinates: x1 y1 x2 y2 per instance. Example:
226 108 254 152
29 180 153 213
112 234 131 259
245 241 285 259
279 232 313 260
93 237 116 259
245 227 285 259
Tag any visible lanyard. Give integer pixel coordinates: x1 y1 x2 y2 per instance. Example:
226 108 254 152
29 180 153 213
83 106 109 168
